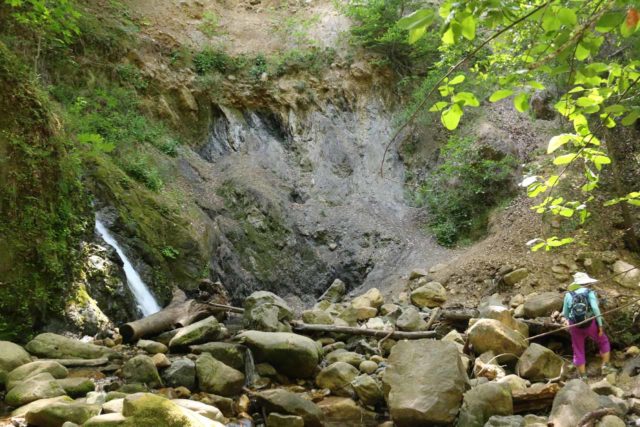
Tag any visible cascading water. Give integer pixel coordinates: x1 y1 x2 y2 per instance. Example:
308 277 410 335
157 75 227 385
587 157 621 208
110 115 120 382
95 218 161 317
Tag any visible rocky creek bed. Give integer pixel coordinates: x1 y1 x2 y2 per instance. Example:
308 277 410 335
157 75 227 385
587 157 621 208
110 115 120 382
2 270 640 427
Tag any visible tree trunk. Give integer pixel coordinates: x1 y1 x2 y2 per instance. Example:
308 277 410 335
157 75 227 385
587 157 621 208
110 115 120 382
291 321 437 339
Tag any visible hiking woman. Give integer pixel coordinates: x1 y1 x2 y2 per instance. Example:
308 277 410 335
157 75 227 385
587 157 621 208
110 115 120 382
562 272 613 379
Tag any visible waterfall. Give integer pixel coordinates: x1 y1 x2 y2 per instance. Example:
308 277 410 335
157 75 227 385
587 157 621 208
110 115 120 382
95 218 161 317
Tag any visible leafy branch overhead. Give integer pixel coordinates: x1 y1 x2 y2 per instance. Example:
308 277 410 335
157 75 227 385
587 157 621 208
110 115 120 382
395 0 640 251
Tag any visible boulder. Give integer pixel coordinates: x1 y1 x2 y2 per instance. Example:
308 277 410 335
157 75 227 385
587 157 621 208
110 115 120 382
503 269 529 286
395 306 428 331
189 342 245 370
516 343 565 381
383 340 468 426
172 399 225 422
338 306 377 323
351 374 383 406
596 415 626 427
0 341 31 374
358 360 378 374
83 413 127 427
325 350 365 367
168 316 224 349
351 288 384 309
122 355 162 388
244 291 294 332
25 333 115 359
266 413 304 427
319 279 346 303
5 374 67 407
122 392 224 427
136 340 168 354
11 396 73 418
467 319 528 360
484 415 524 426
236 331 320 378
55 378 95 397
161 358 196 390
410 282 447 308
102 398 124 413
301 309 333 325
25 402 100 427
6 361 68 390
497 375 528 393
523 293 563 318
457 382 513 427
316 362 359 397
256 389 324 427
549 379 602 426
151 353 171 369
195 353 244 396
316 396 378 427
613 260 640 288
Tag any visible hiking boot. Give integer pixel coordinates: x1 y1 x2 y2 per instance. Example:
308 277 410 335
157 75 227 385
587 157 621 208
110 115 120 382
602 364 617 375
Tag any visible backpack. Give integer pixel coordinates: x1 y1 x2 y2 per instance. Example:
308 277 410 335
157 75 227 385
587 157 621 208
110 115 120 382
569 290 593 328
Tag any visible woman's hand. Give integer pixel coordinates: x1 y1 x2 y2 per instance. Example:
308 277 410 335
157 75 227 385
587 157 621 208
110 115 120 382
598 327 604 337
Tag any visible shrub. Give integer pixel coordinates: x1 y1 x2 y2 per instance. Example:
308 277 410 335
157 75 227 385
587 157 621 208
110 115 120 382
416 136 517 246
115 63 148 90
121 155 163 191
193 48 237 74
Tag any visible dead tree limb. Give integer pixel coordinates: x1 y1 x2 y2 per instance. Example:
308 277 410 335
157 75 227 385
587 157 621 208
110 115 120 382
512 383 559 414
425 307 441 330
120 289 226 343
291 322 436 339
577 408 617 427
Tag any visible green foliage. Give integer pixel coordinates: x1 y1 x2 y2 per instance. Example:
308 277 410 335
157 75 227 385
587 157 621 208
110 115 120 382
270 47 336 76
416 136 517 246
199 11 221 37
193 48 238 75
344 0 439 74
160 246 180 260
115 63 148 90
121 155 163 191
3 0 81 44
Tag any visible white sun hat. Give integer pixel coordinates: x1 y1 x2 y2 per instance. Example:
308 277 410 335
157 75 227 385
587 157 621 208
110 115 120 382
573 272 598 285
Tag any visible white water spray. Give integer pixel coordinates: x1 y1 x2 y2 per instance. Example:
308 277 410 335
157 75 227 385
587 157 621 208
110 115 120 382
95 218 161 317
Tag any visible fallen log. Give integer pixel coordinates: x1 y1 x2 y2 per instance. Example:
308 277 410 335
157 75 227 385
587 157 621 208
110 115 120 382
291 321 437 339
576 408 617 427
120 289 227 343
512 383 559 414
43 358 109 367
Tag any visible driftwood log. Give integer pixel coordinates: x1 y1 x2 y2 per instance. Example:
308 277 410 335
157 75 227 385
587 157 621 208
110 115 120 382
512 383 560 413
576 408 618 427
120 288 229 343
291 321 437 339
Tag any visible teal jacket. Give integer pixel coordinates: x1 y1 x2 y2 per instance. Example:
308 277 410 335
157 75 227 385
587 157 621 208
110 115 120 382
562 287 603 326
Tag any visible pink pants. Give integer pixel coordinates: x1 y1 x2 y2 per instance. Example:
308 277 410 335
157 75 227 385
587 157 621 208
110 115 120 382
569 319 610 366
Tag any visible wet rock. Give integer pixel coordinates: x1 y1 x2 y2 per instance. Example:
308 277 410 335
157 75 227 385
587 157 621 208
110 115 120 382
351 374 383 406
122 355 162 388
359 360 378 374
256 389 324 427
195 353 244 396
383 340 468 426
172 399 225 422
351 288 384 310
25 333 115 360
151 353 171 369
0 341 31 376
6 361 68 390
316 396 378 426
325 349 365 367
613 260 640 288
55 378 95 397
237 331 320 378
83 413 127 426
190 342 245 370
457 382 513 427
137 340 168 354
244 291 294 332
523 293 563 318
503 268 529 286
549 379 601 426
25 402 101 427
319 279 346 303
122 392 224 427
266 413 304 427
467 319 528 360
5 374 67 407
516 343 565 381
396 306 428 331
316 362 359 397
162 358 196 389
410 282 447 308
168 316 224 349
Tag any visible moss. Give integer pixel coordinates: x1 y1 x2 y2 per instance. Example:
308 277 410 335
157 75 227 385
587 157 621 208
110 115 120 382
122 394 202 427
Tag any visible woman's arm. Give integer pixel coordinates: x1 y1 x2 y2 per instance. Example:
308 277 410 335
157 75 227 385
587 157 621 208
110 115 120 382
562 293 572 321
589 291 604 327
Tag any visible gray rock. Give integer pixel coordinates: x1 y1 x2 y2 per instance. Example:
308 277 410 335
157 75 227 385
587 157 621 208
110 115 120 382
5 374 67 407
358 360 378 374
503 268 529 286
301 309 333 325
484 415 524 427
101 398 124 414
319 279 346 303
237 331 320 378
195 353 244 396
516 343 565 381
0 341 31 376
613 260 640 288
383 340 469 426
267 413 304 427
351 288 384 310
395 306 428 331
83 413 127 426
244 291 294 332
25 402 101 427
325 349 365 367
55 378 95 397
6 361 68 390
190 342 245 370
168 316 224 349
172 399 225 422
467 319 528 361
10 396 73 417
316 396 378 426
596 415 626 427
256 389 324 427
316 362 359 397
351 374 383 406
25 333 115 360
136 340 168 354
410 282 447 308
122 355 162 388
523 293 563 318
549 379 601 426
457 382 513 427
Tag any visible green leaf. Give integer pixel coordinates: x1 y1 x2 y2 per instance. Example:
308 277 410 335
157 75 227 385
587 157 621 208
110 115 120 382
621 111 640 126
592 155 611 170
604 104 626 114
595 12 624 32
408 26 427 44
553 153 579 165
542 14 560 32
442 26 455 44
557 8 577 26
559 207 575 217
461 15 476 40
489 89 513 102
575 43 590 61
528 81 545 90
441 104 463 130
547 134 575 154
452 92 479 107
448 74 465 85
513 93 529 112
398 9 434 30
429 101 448 112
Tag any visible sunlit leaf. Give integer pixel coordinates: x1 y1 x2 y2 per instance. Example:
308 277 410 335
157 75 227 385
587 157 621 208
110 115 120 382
429 101 448 112
489 89 513 102
513 93 529 112
547 134 575 153
441 104 463 130
557 8 577 26
553 153 579 165
452 91 479 107
461 15 476 40
449 74 465 85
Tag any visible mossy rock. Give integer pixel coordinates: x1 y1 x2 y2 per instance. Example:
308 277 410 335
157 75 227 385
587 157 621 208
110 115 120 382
122 392 217 427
